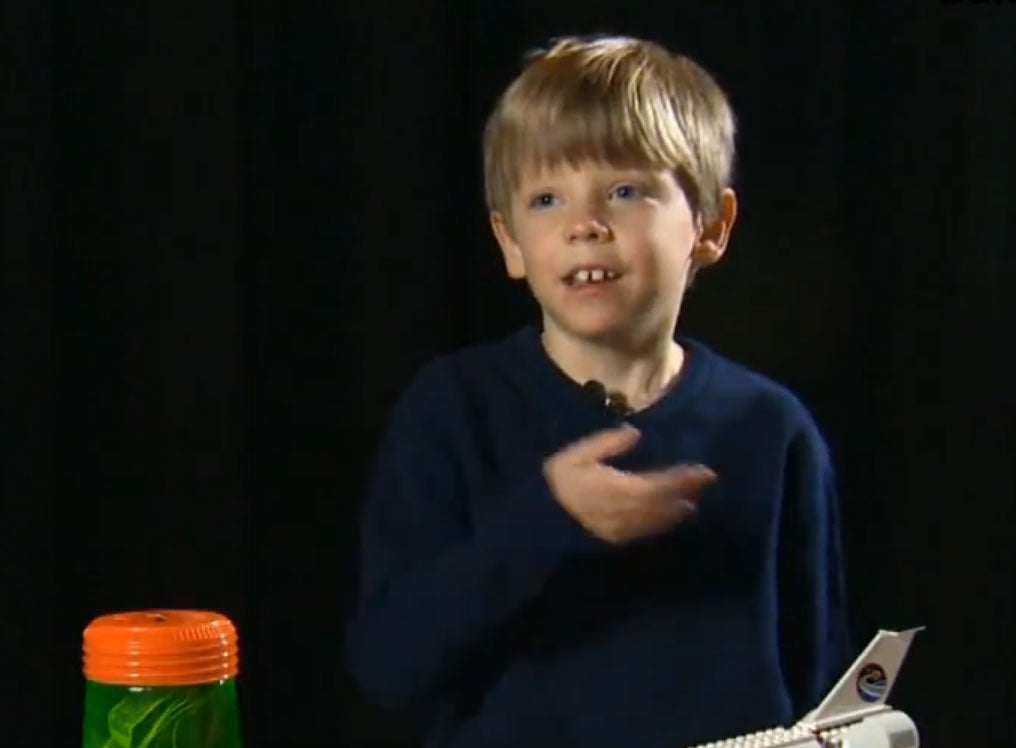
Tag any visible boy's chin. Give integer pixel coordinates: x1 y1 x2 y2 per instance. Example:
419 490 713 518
546 315 654 348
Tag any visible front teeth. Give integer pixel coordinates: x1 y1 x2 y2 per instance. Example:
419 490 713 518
572 268 617 284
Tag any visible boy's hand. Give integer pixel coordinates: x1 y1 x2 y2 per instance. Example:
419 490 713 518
543 425 717 545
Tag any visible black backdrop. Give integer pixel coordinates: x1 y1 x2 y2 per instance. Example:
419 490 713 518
3 1 1014 747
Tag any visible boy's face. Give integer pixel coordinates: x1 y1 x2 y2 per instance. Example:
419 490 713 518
490 160 735 348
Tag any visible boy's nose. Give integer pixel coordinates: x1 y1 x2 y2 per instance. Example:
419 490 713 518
565 216 612 243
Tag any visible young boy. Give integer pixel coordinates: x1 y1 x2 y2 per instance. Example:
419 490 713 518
345 34 852 748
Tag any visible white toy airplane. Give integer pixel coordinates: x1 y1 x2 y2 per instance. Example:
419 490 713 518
685 627 924 748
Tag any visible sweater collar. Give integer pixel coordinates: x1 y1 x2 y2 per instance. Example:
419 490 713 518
511 324 716 426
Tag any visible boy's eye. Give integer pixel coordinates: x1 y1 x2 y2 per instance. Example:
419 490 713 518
610 184 642 200
529 192 558 209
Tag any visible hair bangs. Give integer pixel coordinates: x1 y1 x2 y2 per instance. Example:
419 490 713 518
483 35 735 220
490 72 692 209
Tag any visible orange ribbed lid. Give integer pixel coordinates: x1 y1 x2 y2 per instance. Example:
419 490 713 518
83 610 239 686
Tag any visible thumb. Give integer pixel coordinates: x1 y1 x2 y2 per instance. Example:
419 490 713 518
567 424 641 465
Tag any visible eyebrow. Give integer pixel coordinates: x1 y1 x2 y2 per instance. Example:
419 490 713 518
610 168 667 185
515 166 670 200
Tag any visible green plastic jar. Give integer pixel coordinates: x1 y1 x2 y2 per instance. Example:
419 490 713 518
81 610 244 748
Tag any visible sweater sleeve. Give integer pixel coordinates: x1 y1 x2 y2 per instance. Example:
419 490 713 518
776 417 854 719
344 361 603 710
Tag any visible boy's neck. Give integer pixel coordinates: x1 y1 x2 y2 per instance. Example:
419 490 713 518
540 325 685 412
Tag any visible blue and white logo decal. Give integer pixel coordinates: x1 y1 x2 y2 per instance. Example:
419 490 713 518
856 663 888 703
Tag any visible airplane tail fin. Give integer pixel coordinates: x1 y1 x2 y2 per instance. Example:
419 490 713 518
798 627 923 730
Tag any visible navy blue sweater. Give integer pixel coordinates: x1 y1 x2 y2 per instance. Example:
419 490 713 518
345 326 851 748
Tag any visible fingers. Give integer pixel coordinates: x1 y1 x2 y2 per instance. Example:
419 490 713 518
654 464 717 491
654 464 717 500
565 425 641 465
658 497 700 525
615 463 717 502
635 495 699 541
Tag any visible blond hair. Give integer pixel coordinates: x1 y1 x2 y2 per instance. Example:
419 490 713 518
483 35 737 224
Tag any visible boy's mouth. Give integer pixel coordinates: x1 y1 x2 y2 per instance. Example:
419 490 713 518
563 266 623 286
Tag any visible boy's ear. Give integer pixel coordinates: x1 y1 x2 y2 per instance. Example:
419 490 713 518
490 211 527 279
693 188 738 268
